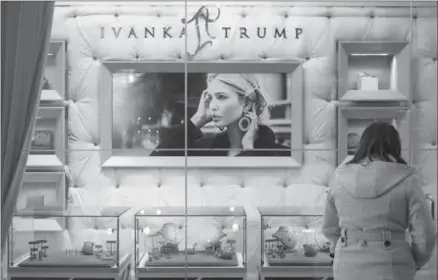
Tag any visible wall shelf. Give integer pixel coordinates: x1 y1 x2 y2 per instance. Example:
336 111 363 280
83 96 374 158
40 41 66 103
30 106 66 166
338 41 410 102
16 172 66 212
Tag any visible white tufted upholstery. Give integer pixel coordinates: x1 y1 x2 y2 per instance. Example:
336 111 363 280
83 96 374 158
48 3 436 279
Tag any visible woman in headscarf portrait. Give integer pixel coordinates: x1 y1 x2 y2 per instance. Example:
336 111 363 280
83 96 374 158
150 73 290 157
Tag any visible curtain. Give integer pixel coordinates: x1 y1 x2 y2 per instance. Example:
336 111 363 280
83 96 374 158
1 0 55 261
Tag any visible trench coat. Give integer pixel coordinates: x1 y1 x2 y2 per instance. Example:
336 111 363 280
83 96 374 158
150 120 290 157
322 160 437 280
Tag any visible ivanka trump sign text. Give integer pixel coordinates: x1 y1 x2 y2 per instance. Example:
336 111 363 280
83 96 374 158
100 5 304 57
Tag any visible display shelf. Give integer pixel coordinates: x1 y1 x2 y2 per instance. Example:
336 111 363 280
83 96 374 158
16 172 66 214
338 41 410 102
12 218 63 232
337 106 410 165
26 155 63 170
136 254 245 280
102 156 300 168
260 262 333 280
40 41 66 103
29 107 66 168
7 253 131 280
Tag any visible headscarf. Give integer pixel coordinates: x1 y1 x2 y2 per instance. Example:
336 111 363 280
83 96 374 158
206 73 269 118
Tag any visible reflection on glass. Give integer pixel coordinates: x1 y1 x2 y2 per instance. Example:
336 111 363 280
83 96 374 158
134 206 246 271
112 72 292 156
347 118 398 155
259 206 331 267
112 72 190 151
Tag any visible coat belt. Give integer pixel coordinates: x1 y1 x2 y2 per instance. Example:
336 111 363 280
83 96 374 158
340 228 407 247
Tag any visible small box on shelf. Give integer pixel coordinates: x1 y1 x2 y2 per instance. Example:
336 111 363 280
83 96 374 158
338 41 410 102
337 106 410 165
28 107 65 170
41 41 66 103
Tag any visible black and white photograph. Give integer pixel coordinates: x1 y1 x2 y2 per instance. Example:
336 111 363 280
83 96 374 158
112 72 293 157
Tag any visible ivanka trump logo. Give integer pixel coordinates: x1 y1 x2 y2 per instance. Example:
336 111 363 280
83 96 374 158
100 5 304 57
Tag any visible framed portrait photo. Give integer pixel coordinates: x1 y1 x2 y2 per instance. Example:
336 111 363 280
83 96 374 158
99 61 304 168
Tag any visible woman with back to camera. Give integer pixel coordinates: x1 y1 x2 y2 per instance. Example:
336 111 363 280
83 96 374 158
150 73 290 157
322 122 436 280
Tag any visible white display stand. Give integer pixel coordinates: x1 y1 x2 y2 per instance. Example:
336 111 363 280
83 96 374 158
136 252 246 280
259 254 333 280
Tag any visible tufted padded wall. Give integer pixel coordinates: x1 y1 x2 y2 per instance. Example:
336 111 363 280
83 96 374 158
48 2 437 279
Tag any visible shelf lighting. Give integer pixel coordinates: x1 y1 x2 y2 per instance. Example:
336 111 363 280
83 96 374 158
350 53 390 56
232 223 240 232
128 73 135 83
229 206 235 212
156 209 162 215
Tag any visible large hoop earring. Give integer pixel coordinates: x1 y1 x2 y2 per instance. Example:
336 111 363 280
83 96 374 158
238 116 251 132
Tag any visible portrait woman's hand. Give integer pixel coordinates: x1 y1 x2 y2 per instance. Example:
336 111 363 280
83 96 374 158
190 90 212 129
241 108 258 150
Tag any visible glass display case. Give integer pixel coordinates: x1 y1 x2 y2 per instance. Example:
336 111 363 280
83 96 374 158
8 206 132 280
135 206 246 279
258 206 333 279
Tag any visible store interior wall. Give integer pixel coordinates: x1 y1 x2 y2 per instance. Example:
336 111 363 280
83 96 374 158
15 2 437 279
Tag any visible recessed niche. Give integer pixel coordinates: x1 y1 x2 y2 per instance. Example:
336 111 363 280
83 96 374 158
337 106 410 165
338 41 410 102
28 107 65 169
16 172 65 213
41 41 66 102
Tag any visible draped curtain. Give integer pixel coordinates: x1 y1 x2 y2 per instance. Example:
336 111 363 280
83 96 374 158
1 0 55 269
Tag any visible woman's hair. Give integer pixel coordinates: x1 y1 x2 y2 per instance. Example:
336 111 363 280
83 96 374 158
206 73 269 118
347 121 407 165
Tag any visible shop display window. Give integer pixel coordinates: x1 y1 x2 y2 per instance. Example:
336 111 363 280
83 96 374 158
9 2 437 280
